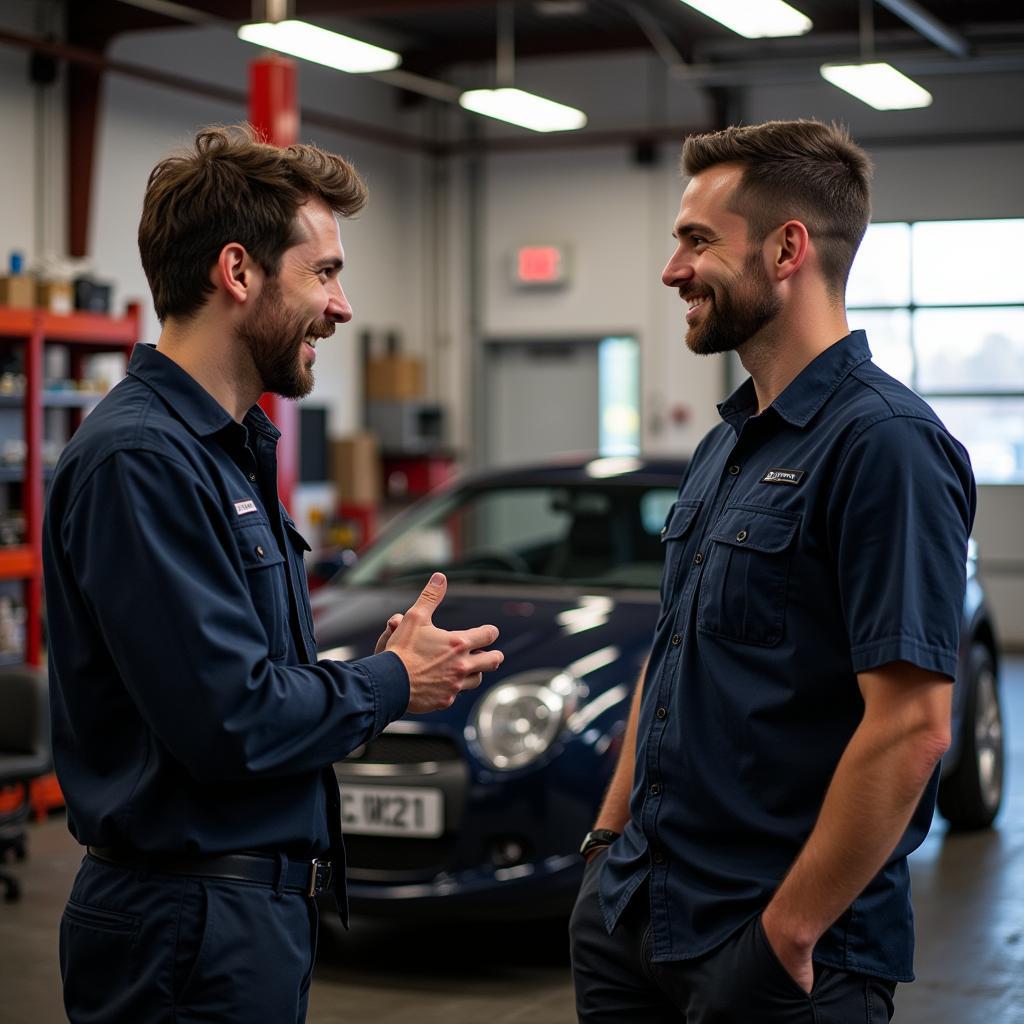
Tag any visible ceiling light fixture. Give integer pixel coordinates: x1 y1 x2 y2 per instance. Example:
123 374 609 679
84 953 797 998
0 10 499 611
458 2 586 133
237 19 401 74
677 0 812 39
819 0 932 110
820 62 933 109
459 88 587 132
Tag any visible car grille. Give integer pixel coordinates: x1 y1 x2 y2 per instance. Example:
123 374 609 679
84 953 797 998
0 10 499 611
345 733 461 765
337 732 468 881
344 834 460 876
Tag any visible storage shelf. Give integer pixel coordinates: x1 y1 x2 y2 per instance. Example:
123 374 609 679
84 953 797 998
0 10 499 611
0 467 55 484
44 390 106 408
0 391 107 408
0 308 138 349
0 303 141 664
0 546 37 579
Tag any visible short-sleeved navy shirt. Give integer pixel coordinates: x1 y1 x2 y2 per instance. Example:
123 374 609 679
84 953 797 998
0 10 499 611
43 344 410 910
598 331 976 982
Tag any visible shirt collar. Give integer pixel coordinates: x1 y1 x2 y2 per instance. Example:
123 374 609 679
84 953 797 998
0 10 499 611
127 343 281 441
717 330 872 433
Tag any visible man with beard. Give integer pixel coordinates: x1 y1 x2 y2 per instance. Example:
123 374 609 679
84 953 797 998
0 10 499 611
43 124 504 1024
569 120 975 1022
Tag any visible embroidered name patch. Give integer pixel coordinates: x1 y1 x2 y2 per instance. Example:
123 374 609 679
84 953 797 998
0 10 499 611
761 468 806 486
233 500 258 516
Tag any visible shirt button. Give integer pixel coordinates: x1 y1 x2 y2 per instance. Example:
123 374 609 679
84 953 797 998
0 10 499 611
671 634 681 646
694 552 704 565
736 529 748 543
653 850 665 864
728 464 741 476
255 545 265 559
248 472 257 482
656 707 668 720
650 783 662 796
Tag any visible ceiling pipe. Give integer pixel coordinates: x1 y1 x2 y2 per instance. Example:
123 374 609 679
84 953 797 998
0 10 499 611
874 0 970 58
618 0 689 75
109 0 222 25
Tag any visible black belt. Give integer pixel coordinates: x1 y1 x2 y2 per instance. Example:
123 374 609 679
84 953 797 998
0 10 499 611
87 846 333 898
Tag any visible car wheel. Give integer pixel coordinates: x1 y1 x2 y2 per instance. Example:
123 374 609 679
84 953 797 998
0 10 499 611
937 643 1003 831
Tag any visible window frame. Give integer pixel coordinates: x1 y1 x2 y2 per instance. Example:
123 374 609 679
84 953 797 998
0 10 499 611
848 217 1024 483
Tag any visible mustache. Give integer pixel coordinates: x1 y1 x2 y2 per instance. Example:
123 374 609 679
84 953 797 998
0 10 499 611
305 319 336 340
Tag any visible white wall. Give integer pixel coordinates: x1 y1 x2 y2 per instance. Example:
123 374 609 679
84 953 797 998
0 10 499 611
91 25 429 440
2 16 1023 643
0 0 65 270
451 53 1024 645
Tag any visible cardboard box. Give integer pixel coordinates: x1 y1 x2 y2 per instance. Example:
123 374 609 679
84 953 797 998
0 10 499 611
331 433 381 505
365 355 424 401
0 275 35 309
36 280 74 314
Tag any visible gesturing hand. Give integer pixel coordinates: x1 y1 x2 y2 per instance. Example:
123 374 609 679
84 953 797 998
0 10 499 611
375 614 403 654
385 573 503 714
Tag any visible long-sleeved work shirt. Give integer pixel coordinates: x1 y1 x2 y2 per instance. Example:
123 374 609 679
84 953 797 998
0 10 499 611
43 343 409 906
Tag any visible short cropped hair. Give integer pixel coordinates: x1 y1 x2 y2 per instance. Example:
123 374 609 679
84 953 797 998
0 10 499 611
138 123 367 323
682 120 873 294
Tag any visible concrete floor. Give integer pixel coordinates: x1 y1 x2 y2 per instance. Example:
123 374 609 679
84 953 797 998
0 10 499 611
3 657 1024 1024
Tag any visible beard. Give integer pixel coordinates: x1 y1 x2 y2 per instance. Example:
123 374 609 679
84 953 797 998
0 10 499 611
236 277 335 400
685 248 782 356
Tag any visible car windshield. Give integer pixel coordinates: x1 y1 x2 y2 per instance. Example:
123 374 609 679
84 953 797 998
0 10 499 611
343 481 678 590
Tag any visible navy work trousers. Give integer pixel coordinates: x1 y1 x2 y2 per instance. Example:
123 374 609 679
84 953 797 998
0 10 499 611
60 853 319 1024
570 855 897 1023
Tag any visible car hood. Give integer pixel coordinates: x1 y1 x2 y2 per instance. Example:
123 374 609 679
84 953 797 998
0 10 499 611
311 584 658 729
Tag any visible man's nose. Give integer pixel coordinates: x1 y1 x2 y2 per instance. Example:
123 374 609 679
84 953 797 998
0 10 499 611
326 280 353 324
662 247 694 288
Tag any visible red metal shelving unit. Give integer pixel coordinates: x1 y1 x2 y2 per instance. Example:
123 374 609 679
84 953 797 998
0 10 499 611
0 303 139 817
0 303 140 667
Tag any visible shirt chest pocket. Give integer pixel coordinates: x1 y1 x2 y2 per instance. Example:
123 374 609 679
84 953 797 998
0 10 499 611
659 499 703 601
233 518 289 662
697 505 800 647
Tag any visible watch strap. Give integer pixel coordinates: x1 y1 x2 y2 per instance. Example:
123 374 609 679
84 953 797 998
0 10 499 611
579 828 620 858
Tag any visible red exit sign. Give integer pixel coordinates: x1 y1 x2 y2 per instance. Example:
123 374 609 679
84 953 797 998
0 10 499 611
515 245 568 286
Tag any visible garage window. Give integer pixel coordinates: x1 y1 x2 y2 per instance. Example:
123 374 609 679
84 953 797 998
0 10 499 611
848 218 1024 483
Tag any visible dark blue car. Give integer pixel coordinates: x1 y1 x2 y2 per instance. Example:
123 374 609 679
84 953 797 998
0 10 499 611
311 456 1003 920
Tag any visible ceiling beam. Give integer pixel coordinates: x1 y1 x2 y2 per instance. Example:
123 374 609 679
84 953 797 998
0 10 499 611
874 0 971 57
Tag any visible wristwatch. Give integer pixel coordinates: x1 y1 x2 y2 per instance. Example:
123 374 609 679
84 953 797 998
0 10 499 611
579 829 620 859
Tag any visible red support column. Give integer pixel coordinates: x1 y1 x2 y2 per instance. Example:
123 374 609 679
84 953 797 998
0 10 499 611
23 315 44 666
249 55 300 511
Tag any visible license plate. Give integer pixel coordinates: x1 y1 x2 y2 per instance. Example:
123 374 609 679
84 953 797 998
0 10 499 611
340 785 444 838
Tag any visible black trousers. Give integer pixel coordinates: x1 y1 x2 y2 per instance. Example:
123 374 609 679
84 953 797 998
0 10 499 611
569 854 896 1024
61 853 319 1024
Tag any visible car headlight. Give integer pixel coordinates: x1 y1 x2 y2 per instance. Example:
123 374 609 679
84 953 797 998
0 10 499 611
468 670 579 771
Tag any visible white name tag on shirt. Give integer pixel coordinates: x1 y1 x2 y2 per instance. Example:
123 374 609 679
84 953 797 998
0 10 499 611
234 500 258 516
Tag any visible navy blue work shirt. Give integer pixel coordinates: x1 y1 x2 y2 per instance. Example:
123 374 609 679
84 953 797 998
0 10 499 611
43 344 409 893
599 331 976 982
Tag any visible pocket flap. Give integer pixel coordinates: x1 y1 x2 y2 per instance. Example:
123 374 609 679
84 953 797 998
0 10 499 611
661 499 702 542
233 521 286 569
710 506 800 553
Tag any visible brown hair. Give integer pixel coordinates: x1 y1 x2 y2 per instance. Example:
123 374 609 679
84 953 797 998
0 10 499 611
138 123 368 323
682 120 872 294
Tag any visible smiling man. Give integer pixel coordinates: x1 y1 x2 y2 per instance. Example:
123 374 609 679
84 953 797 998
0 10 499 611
43 124 503 1024
569 120 976 1022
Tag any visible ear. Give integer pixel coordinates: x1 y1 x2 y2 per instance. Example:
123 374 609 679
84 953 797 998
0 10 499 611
770 220 810 282
212 243 260 306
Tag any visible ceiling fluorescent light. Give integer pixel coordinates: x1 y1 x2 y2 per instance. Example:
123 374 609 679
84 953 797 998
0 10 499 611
820 62 933 110
238 20 401 74
678 0 811 38
459 88 587 132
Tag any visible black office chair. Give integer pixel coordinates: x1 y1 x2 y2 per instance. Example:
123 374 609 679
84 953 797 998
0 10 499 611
0 666 51 902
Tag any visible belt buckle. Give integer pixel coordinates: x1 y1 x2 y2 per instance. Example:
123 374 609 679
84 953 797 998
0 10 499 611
307 858 332 897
